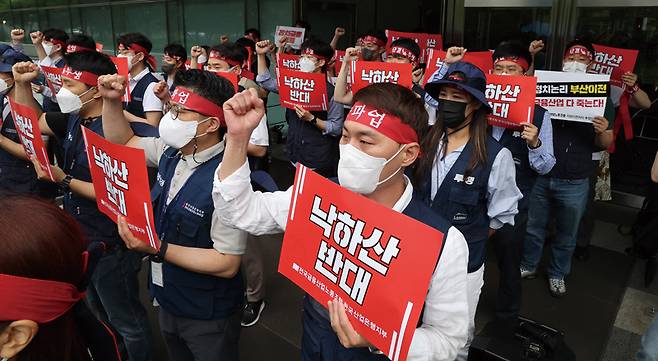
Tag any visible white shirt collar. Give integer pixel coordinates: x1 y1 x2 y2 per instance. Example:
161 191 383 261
130 67 151 84
391 175 414 213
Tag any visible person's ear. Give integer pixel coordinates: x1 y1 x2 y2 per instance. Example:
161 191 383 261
91 87 102 99
135 52 145 64
204 116 222 133
400 143 420 167
0 320 39 360
317 59 326 69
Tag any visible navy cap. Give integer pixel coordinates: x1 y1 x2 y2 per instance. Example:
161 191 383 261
0 44 33 73
424 61 491 109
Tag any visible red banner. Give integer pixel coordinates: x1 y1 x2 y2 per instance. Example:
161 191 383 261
214 71 240 92
349 61 413 94
591 44 638 88
277 67 328 111
82 128 159 250
385 30 443 63
110 56 131 102
7 98 54 181
277 53 301 71
184 59 204 70
279 165 444 361
334 50 346 75
485 74 536 129
40 65 62 96
423 49 494 85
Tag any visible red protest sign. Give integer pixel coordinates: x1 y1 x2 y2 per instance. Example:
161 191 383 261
349 61 413 94
110 56 131 102
385 30 442 63
242 69 256 81
184 59 204 70
7 98 54 181
40 65 62 96
277 67 328 111
82 128 159 250
423 49 493 85
279 165 444 361
277 53 301 71
334 50 346 74
213 71 239 92
592 44 638 88
485 74 536 129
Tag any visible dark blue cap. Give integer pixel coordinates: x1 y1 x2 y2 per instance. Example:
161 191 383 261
0 44 33 73
424 61 490 109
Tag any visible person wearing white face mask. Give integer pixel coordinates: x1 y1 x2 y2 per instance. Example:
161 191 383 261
0 45 49 197
29 29 69 112
255 38 345 178
100 69 248 361
11 51 154 361
213 83 470 361
116 33 163 136
520 38 615 298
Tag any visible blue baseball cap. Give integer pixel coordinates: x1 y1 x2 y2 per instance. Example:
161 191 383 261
424 61 491 110
0 44 33 73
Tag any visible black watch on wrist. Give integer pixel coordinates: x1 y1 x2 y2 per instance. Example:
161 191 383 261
151 240 168 263
310 115 318 125
58 174 73 191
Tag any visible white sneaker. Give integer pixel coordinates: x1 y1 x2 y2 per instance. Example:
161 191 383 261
548 278 567 297
520 266 537 279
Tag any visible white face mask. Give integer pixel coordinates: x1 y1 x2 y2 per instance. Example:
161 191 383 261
298 58 317 73
158 111 211 149
118 53 135 71
337 143 406 194
0 78 13 95
562 61 588 73
56 87 96 114
197 54 208 64
43 42 54 56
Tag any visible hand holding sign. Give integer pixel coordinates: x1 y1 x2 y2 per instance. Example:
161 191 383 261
118 215 158 255
621 72 638 88
329 300 373 349
592 116 609 134
520 122 540 148
294 104 314 122
223 88 266 139
30 155 64 182
12 61 40 83
98 74 127 100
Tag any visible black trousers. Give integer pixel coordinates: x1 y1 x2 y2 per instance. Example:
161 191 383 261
491 209 528 321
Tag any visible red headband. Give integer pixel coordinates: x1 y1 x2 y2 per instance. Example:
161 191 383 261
66 44 94 54
45 37 66 48
208 50 242 67
347 102 418 144
493 56 530 72
171 87 225 124
362 35 386 48
0 274 84 323
61 66 99 87
301 48 327 61
390 46 418 66
565 45 593 61
124 43 157 70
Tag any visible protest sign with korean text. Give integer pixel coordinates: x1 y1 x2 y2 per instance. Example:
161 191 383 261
40 65 63 96
334 49 346 74
485 74 536 129
110 56 131 102
275 26 306 50
277 53 301 71
82 128 159 250
7 98 54 181
279 165 445 361
385 30 443 63
592 44 638 88
349 61 413 94
423 49 494 85
277 67 328 111
535 70 609 123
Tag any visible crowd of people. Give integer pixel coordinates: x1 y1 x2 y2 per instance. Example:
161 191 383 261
0 21 655 361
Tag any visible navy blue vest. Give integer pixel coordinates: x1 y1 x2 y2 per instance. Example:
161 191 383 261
285 82 338 172
549 118 598 180
0 96 39 195
425 137 503 273
497 105 546 210
125 72 159 119
62 115 120 243
42 58 65 112
150 147 244 320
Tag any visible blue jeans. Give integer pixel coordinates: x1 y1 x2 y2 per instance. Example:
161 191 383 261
521 176 589 279
85 247 153 361
638 315 658 361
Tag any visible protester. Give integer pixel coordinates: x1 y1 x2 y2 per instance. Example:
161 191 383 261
244 28 261 43
162 43 187 91
520 38 615 297
213 83 469 360
488 41 555 325
255 38 343 177
11 50 154 361
418 60 522 360
0 196 121 361
30 28 68 112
